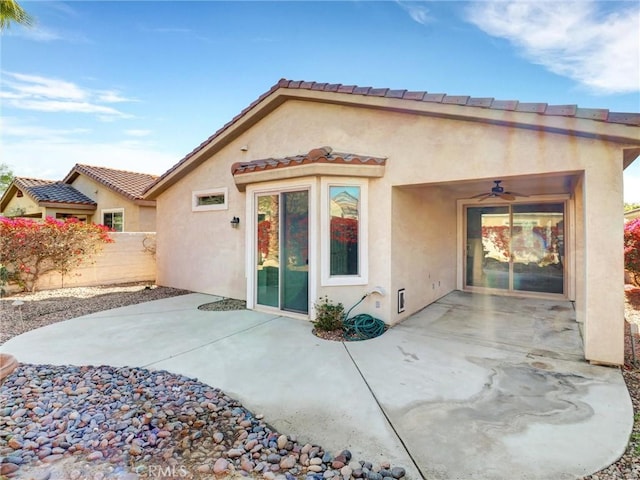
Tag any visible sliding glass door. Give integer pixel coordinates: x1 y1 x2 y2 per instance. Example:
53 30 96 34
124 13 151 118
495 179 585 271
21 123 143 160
466 203 565 295
256 190 309 313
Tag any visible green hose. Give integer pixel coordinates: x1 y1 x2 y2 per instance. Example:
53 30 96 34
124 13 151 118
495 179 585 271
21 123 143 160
342 295 387 341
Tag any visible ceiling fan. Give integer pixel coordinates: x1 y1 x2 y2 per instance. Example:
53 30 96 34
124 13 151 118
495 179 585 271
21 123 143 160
469 180 529 201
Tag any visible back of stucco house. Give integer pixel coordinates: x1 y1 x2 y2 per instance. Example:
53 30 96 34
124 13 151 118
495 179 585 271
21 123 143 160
144 79 640 366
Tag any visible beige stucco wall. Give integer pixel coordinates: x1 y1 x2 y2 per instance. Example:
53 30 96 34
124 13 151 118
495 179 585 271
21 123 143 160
154 98 637 365
138 206 157 231
70 176 155 232
155 159 246 299
34 233 156 290
1 194 95 221
2 194 44 218
390 186 458 321
581 157 625 363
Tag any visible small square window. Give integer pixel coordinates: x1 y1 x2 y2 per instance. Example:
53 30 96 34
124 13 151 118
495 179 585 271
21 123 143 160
197 194 225 206
102 209 124 232
192 188 228 212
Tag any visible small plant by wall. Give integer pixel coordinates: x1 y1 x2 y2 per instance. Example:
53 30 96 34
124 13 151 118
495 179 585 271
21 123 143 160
313 295 345 331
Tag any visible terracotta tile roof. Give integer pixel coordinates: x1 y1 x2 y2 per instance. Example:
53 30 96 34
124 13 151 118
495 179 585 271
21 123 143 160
146 78 640 196
65 164 158 200
274 79 640 125
14 177 97 206
231 147 386 175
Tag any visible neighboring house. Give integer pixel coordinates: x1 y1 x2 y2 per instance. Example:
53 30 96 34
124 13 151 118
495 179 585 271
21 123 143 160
0 177 97 220
144 79 640 366
0 164 158 232
626 207 640 222
62 164 158 232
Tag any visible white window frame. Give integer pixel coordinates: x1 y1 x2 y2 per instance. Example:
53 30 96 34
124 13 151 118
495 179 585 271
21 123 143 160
101 208 125 232
192 187 228 212
245 178 317 315
321 177 368 286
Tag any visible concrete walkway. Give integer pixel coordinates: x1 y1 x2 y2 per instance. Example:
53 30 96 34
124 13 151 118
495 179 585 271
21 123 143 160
1 291 632 480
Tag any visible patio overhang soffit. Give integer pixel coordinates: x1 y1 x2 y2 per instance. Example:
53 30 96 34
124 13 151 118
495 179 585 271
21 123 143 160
231 146 386 191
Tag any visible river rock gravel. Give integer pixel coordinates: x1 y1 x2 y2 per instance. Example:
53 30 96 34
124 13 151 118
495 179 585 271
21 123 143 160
0 363 407 480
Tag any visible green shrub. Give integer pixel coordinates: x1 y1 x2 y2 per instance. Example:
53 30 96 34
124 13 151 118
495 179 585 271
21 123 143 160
313 296 344 331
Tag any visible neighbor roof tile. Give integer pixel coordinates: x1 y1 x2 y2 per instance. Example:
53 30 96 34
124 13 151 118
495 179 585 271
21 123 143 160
66 165 158 200
14 177 96 206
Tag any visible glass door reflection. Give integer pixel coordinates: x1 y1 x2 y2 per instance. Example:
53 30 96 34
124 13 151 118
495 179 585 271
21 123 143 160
256 190 309 313
466 206 510 290
465 203 564 295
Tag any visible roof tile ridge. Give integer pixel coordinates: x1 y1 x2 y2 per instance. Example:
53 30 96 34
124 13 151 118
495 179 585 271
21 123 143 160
279 78 639 125
76 163 158 178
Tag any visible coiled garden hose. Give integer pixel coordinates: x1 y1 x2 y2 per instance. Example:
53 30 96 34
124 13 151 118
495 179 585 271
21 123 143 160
342 294 387 341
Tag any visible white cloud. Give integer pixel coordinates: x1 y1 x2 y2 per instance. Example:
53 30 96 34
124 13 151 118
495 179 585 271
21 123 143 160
124 129 153 137
466 1 640 94
1 71 134 119
0 117 90 142
4 72 87 100
4 139 179 180
1 117 176 180
5 99 131 117
97 90 137 103
396 1 434 25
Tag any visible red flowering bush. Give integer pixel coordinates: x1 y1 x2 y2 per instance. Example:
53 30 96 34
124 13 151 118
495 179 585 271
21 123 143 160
331 217 358 244
0 217 113 292
625 218 640 285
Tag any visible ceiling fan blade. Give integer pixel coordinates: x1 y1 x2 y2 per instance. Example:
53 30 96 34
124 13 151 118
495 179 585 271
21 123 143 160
476 194 493 201
498 193 516 201
469 192 491 199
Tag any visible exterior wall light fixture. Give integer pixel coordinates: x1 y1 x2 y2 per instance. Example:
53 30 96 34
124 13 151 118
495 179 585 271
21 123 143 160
230 216 240 228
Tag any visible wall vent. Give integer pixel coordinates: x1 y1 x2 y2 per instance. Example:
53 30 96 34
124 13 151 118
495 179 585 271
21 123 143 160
398 288 406 313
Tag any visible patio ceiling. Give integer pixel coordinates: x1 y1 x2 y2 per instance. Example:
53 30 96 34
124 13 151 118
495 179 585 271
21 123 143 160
400 172 580 201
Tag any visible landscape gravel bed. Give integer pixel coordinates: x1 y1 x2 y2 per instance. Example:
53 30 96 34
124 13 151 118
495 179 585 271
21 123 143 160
1 363 406 480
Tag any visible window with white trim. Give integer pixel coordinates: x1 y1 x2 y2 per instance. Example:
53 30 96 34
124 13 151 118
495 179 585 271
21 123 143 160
321 178 368 286
192 187 228 212
102 209 124 232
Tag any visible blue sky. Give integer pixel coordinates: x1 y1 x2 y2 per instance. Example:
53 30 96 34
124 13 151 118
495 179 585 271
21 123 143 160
2 1 639 201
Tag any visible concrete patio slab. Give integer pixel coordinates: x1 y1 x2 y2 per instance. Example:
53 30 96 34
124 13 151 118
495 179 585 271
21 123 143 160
1 291 633 480
1 294 279 367
150 315 416 473
347 305 628 479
